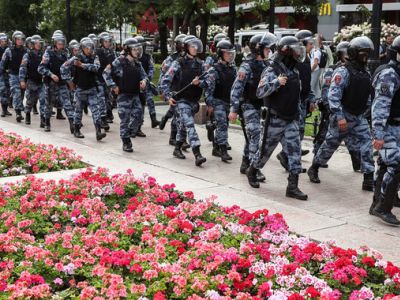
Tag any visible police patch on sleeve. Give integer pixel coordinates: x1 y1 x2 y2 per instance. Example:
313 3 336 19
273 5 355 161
380 83 390 96
334 74 342 85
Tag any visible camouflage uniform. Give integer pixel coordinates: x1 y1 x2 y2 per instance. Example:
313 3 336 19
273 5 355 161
230 57 266 165
160 56 204 149
0 46 26 111
38 48 74 120
255 61 302 175
61 54 102 126
372 64 400 211
103 55 147 139
312 65 374 174
203 61 237 146
96 47 116 120
19 50 46 116
0 46 9 107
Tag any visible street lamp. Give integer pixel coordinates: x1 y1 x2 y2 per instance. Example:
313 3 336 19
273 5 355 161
66 0 72 41
269 0 275 34
368 0 382 74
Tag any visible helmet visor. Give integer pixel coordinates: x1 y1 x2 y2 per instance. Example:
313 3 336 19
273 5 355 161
188 39 203 54
290 44 306 62
128 44 143 58
221 49 236 63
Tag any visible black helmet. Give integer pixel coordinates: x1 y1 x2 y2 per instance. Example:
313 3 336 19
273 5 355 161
31 35 43 48
98 32 112 45
135 35 146 52
25 36 32 48
216 39 236 63
174 34 186 52
53 30 63 36
52 34 66 47
249 33 276 58
0 33 8 42
277 36 306 62
183 36 203 55
348 36 373 64
388 36 400 62
213 33 228 44
69 39 79 48
88 33 98 47
123 37 143 57
295 30 313 46
80 37 95 53
12 31 25 44
335 41 349 59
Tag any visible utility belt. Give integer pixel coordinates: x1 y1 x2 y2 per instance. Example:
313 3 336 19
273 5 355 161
388 117 400 126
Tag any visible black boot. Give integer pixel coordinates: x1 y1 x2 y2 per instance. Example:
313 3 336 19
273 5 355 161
370 163 387 215
286 173 308 200
95 123 106 141
240 156 250 174
68 118 74 134
122 137 133 152
74 124 84 138
246 165 260 188
159 116 169 130
212 144 221 157
301 149 310 156
1 103 10 117
182 141 190 151
226 142 231 150
362 173 374 192
39 115 45 128
15 110 24 122
307 163 321 183
25 112 31 125
349 150 361 172
151 114 160 128
83 105 88 115
276 151 289 171
136 126 146 137
56 108 66 120
206 120 215 142
193 146 206 167
100 117 110 131
219 144 232 162
257 170 266 182
32 104 38 115
373 173 400 226
173 141 186 159
44 118 51 132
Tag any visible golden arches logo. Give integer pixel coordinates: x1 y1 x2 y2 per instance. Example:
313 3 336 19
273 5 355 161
319 3 331 16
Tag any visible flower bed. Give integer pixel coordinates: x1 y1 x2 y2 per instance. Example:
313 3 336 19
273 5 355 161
0 130 86 177
0 168 399 299
333 22 400 44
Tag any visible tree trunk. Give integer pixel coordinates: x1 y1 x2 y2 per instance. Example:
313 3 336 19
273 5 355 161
189 15 197 36
228 0 235 43
158 18 168 59
199 12 209 59
173 14 179 37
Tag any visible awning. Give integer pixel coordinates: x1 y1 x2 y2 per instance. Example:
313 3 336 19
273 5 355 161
336 2 400 12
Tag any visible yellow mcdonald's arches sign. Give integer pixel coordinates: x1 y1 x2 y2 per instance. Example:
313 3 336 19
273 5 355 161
319 2 331 16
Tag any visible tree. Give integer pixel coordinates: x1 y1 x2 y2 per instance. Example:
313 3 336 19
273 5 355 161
0 0 42 36
228 0 236 43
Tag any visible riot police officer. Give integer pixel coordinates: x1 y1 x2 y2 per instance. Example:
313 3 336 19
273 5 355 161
370 36 400 226
19 35 46 126
161 36 207 167
229 33 272 183
38 33 74 131
0 32 11 117
136 35 160 131
203 39 236 162
0 31 26 122
204 32 228 70
103 38 147 152
248 36 307 200
307 36 375 192
61 38 106 141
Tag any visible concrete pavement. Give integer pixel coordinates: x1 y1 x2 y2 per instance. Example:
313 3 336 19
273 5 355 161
0 106 399 264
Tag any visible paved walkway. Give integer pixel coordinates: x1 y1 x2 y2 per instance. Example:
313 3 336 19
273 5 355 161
0 106 399 264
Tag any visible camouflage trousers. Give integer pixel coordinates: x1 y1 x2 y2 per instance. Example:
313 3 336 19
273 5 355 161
313 111 374 174
139 85 156 119
24 80 45 115
213 99 230 146
9 74 24 111
73 87 102 126
241 103 261 165
45 81 74 120
176 100 200 148
255 114 302 175
117 93 142 138
378 124 400 195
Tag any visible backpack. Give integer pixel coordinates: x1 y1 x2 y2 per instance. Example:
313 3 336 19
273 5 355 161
318 47 328 68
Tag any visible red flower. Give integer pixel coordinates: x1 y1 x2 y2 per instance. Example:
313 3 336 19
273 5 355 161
282 263 299 276
154 291 166 300
130 263 143 274
385 262 400 277
361 256 376 267
288 293 304 300
305 287 320 298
